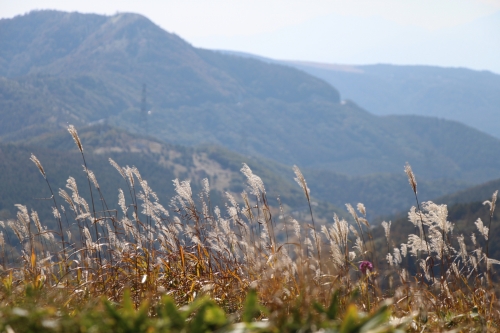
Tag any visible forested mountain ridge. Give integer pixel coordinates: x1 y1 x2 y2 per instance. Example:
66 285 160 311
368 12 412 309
287 61 500 138
0 125 351 226
2 10 500 219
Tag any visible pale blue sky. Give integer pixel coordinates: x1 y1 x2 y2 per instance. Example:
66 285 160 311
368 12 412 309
2 0 500 72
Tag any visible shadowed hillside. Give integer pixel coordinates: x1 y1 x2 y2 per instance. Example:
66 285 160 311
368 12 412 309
287 61 500 138
1 11 500 183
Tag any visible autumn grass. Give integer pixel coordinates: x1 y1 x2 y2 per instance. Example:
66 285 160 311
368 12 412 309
0 125 499 332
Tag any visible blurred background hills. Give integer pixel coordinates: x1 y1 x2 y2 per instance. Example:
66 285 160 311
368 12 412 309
1 10 499 223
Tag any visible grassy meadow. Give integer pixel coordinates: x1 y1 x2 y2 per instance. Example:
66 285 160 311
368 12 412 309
0 125 498 332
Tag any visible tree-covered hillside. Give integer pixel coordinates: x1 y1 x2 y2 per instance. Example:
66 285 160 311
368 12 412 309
287 62 500 138
1 11 499 182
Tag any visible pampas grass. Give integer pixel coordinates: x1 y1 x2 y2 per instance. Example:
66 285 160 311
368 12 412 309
1 125 499 332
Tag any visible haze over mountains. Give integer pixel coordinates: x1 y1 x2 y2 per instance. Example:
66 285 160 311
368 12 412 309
1 10 499 219
219 50 500 139
287 62 500 139
193 10 500 74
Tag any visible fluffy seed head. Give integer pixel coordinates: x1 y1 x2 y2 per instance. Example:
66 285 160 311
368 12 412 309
483 190 498 217
404 162 417 194
30 154 46 179
474 218 488 240
292 165 310 200
357 203 366 216
67 125 83 153
83 166 99 189
382 221 391 242
109 158 126 179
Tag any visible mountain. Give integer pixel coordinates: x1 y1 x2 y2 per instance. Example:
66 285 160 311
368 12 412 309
0 125 350 226
434 178 500 207
285 62 500 139
218 50 500 140
0 124 472 220
2 10 500 218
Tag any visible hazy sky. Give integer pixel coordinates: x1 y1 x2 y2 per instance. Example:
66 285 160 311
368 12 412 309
2 0 500 72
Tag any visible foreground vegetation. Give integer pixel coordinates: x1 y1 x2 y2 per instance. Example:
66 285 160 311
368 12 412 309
0 125 499 332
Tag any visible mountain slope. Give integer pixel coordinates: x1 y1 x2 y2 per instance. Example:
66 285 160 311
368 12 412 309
1 10 499 201
434 178 500 207
286 62 500 138
0 125 350 225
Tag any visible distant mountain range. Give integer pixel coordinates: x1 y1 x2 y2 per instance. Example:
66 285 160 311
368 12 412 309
1 10 500 219
286 62 500 139
219 50 500 139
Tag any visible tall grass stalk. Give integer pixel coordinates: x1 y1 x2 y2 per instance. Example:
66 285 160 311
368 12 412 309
0 126 498 331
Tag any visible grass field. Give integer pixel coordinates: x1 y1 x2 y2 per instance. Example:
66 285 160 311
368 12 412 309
0 125 498 332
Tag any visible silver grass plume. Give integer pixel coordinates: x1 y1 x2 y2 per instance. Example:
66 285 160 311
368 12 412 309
386 253 394 266
118 189 127 215
353 237 364 255
153 201 169 217
30 154 46 179
290 218 301 238
357 203 366 216
310 229 321 254
304 237 314 259
393 247 402 265
173 179 194 207
487 257 500 271
404 162 417 194
41 226 55 242
83 166 99 189
59 189 75 212
8 220 23 242
82 227 93 251
420 259 430 281
345 203 359 225
30 210 42 233
400 268 408 283
131 166 143 183
109 158 126 179
14 205 30 239
202 178 210 197
382 221 391 242
202 201 209 219
408 206 420 227
483 190 498 217
451 262 460 278
67 125 83 153
241 164 265 195
123 166 134 187
349 224 359 238
475 218 489 240
331 214 349 250
293 165 310 200
400 243 408 257
407 234 427 257
66 177 80 206
471 233 477 246
226 192 238 210
457 234 468 261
